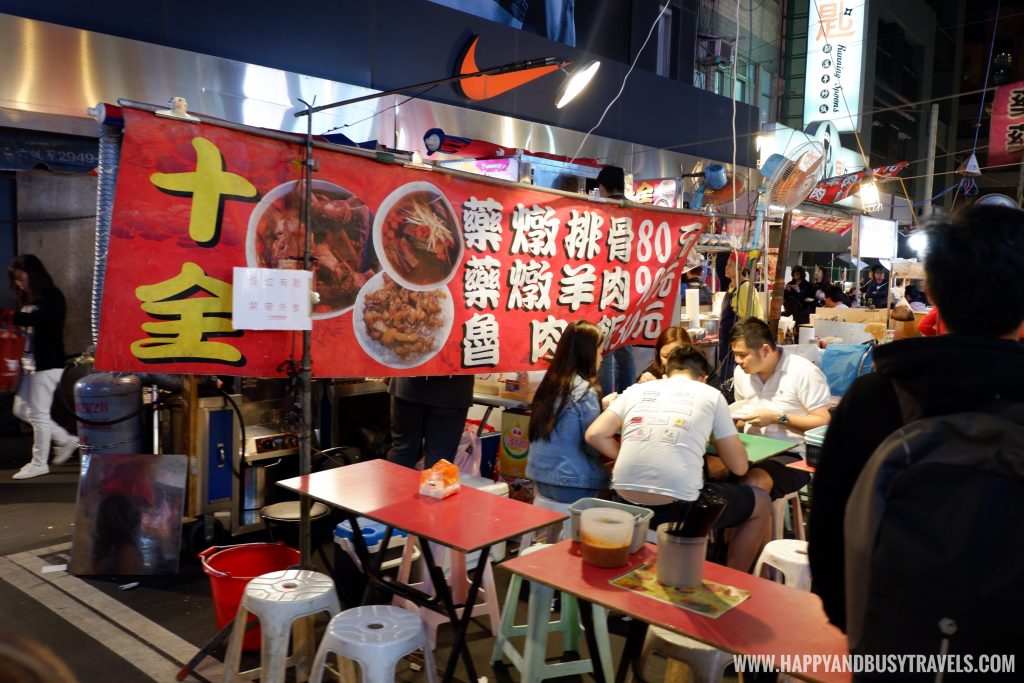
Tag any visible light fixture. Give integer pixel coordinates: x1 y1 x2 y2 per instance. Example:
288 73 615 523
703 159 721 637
907 231 928 254
555 60 601 109
858 180 882 213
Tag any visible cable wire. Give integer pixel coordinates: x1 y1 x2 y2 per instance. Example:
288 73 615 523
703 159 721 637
568 1 671 164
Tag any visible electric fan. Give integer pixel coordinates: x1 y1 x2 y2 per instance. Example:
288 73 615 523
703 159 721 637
760 141 827 214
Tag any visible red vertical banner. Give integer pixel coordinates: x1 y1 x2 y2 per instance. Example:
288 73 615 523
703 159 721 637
95 109 710 377
989 80 1024 166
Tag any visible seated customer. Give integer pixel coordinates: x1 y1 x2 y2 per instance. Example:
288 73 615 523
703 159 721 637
586 345 771 571
729 317 831 498
636 326 692 383
823 285 848 308
526 320 610 504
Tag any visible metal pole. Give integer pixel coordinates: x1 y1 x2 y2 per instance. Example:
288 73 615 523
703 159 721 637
922 103 940 218
767 211 794 338
298 100 315 568
294 57 561 117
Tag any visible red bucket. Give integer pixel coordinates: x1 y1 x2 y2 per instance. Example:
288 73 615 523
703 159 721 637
198 542 301 651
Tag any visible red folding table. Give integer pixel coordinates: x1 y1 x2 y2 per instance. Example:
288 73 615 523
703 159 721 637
501 539 850 683
278 459 567 683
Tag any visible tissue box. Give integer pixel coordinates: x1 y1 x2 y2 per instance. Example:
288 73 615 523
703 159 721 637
569 497 653 554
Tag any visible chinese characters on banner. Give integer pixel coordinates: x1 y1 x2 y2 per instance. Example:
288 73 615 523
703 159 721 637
803 0 867 132
95 109 709 378
989 80 1024 166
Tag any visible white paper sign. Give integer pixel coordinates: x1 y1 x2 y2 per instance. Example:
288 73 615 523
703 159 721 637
231 267 312 330
853 216 898 259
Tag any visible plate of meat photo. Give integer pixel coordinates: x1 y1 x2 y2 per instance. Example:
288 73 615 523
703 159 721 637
372 181 463 291
352 272 454 368
247 179 376 319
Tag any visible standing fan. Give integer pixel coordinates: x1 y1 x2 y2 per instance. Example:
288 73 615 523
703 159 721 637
760 141 826 214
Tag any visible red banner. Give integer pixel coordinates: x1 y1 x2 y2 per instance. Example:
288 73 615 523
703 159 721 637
989 80 1024 166
805 162 908 206
95 109 707 378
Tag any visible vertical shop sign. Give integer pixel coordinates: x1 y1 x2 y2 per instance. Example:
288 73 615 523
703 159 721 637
803 0 868 132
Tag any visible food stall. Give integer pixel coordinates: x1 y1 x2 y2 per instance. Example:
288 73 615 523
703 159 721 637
91 101 718 536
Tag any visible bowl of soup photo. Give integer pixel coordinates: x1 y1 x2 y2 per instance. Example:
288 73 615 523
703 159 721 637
372 182 463 291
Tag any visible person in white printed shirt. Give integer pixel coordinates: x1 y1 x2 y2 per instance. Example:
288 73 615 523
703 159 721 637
728 317 831 499
586 345 771 571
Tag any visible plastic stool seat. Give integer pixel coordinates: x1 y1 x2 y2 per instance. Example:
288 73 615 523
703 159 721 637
223 569 341 683
518 494 573 549
627 627 731 683
753 539 811 591
309 605 437 683
491 544 613 682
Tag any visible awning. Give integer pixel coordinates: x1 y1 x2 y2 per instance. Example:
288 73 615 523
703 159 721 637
0 127 98 174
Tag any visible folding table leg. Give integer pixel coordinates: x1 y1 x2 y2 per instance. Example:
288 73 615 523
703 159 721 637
577 599 608 683
420 540 482 683
614 619 650 683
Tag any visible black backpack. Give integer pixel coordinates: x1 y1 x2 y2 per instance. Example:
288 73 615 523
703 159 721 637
844 401 1024 671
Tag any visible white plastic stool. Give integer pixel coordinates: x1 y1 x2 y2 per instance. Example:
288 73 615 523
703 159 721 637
223 569 341 683
392 535 501 650
753 539 811 591
518 494 573 549
626 627 731 683
490 544 614 682
309 605 437 683
771 491 806 541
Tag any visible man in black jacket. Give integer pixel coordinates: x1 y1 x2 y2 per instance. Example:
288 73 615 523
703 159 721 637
809 205 1024 636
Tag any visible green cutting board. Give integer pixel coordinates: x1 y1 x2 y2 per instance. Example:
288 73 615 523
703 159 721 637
706 433 797 462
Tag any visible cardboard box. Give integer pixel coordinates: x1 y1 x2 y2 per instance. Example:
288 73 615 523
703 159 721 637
891 319 920 339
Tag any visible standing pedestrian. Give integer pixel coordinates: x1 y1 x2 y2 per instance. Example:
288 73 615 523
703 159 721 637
8 255 76 480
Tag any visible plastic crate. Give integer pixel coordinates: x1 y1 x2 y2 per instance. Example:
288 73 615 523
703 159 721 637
569 497 654 554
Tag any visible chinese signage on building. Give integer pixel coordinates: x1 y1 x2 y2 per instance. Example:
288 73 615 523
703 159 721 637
95 109 706 378
989 80 1024 166
803 0 868 132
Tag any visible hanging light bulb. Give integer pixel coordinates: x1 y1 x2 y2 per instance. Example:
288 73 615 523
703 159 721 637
555 60 601 109
907 231 928 254
859 180 882 213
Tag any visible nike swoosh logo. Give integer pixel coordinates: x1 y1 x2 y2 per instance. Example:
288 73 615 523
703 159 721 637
455 35 561 101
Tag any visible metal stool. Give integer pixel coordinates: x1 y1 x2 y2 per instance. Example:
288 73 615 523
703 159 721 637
491 544 613 682
308 605 437 683
753 539 811 591
260 501 333 567
626 627 731 683
223 569 341 683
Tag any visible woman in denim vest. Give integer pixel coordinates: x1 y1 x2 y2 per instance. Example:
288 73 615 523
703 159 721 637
526 320 611 504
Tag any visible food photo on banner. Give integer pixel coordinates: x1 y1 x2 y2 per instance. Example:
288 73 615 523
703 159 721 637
95 109 707 378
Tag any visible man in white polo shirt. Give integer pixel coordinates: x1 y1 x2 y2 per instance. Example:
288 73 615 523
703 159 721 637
728 317 831 498
586 345 771 571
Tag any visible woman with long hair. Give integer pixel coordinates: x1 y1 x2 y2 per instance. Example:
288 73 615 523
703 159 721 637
637 326 692 383
8 255 76 480
812 265 831 305
526 320 610 504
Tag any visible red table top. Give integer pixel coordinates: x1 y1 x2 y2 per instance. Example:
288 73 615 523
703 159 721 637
501 540 850 683
277 459 567 553
787 459 817 473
